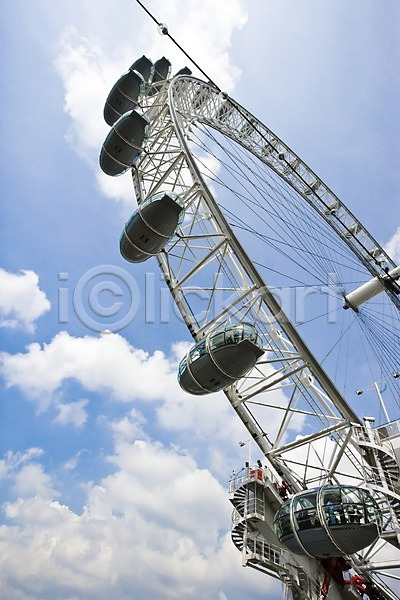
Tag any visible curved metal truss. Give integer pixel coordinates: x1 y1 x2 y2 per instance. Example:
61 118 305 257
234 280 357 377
132 75 400 599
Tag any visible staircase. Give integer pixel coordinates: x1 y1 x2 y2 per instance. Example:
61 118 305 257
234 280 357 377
229 467 321 599
379 450 400 489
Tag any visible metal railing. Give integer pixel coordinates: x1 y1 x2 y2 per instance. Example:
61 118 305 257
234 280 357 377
233 497 266 519
366 465 400 495
228 465 280 495
244 535 321 599
353 424 382 447
245 534 282 567
376 419 400 442
354 421 400 448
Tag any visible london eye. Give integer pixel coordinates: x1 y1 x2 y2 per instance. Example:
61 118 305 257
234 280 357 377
100 50 400 600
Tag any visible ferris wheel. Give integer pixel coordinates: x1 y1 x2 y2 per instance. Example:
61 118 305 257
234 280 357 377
100 53 400 600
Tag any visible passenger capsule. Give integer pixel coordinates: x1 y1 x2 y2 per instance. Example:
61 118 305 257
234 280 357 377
104 71 144 126
148 57 171 95
178 323 264 395
99 110 149 176
273 485 381 558
120 191 184 263
129 55 153 82
103 55 153 126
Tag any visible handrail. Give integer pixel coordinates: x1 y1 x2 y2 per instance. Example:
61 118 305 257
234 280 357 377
376 419 400 441
354 421 400 447
231 497 265 520
243 534 321 598
245 534 282 567
366 466 400 494
228 464 280 495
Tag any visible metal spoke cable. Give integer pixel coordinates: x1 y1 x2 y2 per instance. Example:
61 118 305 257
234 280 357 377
320 316 357 366
194 123 368 279
361 308 400 344
359 312 400 371
193 126 343 270
190 125 370 284
333 305 348 383
190 133 367 289
211 126 351 285
356 316 400 409
358 319 399 399
221 209 333 286
342 314 351 397
296 306 344 327
360 311 400 358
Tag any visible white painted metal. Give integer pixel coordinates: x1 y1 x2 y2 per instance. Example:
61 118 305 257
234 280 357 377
344 265 400 310
131 74 400 600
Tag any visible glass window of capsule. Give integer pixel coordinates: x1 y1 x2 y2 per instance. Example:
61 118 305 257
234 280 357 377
322 486 380 526
208 323 262 351
177 357 187 379
293 492 319 530
179 323 262 373
189 339 207 363
276 501 291 537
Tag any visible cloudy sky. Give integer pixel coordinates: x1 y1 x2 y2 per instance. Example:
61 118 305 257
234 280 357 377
1 1 399 598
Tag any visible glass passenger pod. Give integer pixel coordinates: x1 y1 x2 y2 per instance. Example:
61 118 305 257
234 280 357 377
120 191 185 263
103 56 153 126
128 55 153 82
148 57 171 96
99 110 150 177
273 485 381 558
178 323 264 395
103 70 146 126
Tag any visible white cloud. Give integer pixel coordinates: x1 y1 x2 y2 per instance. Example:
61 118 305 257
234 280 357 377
13 463 58 500
0 331 243 477
54 1 247 207
0 449 58 501
147 0 247 91
0 331 179 407
0 268 50 333
95 170 136 208
54 27 111 159
53 28 140 209
54 398 89 427
0 448 44 480
108 408 148 443
0 331 301 476
63 449 89 471
0 438 276 600
385 225 400 263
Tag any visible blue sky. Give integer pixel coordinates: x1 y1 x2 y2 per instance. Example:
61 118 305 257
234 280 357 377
0 1 399 598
